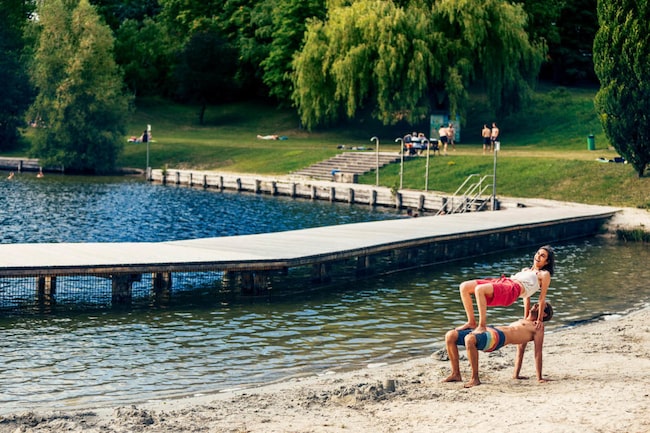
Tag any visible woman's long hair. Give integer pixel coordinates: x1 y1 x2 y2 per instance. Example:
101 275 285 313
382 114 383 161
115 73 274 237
539 245 555 276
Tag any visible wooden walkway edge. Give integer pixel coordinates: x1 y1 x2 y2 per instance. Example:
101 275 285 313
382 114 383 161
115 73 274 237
0 201 618 304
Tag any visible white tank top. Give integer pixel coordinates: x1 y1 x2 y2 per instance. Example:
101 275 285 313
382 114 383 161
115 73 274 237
511 270 540 298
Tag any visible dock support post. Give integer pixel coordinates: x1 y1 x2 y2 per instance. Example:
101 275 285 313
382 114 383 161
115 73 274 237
311 263 331 283
271 181 278 196
356 255 373 276
152 272 173 303
418 194 425 211
236 178 242 191
219 176 224 191
203 174 208 188
370 189 377 206
441 197 448 214
36 275 57 305
394 248 418 268
395 192 403 209
240 271 269 295
112 274 141 305
175 171 181 185
18 160 23 173
348 188 355 204
255 179 261 194
222 270 239 290
330 187 336 202
311 185 317 200
290 183 296 198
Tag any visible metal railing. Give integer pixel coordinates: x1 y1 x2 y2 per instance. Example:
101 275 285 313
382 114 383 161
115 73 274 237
436 174 493 215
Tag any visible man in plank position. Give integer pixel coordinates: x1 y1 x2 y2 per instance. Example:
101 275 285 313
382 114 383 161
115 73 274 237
443 302 553 388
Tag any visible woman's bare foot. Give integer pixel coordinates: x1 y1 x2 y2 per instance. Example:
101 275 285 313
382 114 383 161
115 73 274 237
455 322 476 331
464 379 481 388
472 326 487 334
443 373 462 383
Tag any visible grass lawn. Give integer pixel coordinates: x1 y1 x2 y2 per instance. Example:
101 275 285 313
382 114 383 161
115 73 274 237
118 86 648 209
7 86 647 209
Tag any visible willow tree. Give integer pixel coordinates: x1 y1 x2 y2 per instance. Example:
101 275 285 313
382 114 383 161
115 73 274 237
593 0 650 177
29 0 130 173
292 0 544 129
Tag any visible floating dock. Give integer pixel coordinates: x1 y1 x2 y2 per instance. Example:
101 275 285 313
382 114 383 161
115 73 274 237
0 199 618 308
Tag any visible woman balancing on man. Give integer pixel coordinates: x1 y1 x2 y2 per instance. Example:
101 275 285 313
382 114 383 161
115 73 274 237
456 245 555 334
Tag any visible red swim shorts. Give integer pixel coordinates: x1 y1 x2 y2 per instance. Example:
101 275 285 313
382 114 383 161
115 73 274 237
476 277 522 307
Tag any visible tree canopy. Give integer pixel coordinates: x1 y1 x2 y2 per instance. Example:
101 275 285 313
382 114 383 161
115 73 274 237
0 0 34 150
292 0 544 130
29 0 131 174
593 0 650 177
0 0 605 161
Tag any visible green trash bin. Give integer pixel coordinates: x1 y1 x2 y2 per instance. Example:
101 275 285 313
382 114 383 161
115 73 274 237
587 134 595 151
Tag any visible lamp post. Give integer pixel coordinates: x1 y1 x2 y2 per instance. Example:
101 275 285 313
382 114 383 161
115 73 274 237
146 124 152 180
395 137 404 190
371 136 379 186
424 139 430 191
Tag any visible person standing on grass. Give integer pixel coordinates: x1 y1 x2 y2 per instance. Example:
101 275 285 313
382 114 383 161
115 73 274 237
438 124 448 155
490 122 500 150
448 123 456 151
482 124 491 154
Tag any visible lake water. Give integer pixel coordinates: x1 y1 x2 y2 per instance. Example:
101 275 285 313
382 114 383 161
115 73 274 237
0 172 649 414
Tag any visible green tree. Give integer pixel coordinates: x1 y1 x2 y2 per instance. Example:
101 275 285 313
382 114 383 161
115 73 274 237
115 17 173 96
292 0 544 130
261 0 325 104
593 0 650 177
0 0 34 150
547 0 598 84
28 0 131 174
173 26 238 123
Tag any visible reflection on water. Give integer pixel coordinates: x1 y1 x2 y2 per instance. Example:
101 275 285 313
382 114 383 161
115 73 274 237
0 174 649 413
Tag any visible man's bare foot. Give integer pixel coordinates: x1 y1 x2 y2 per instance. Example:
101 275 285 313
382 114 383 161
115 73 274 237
463 379 481 388
472 326 487 334
513 375 529 380
443 373 462 383
455 322 476 331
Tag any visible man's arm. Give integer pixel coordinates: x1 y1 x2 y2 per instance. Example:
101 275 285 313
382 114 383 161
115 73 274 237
533 323 546 382
513 341 528 379
534 271 551 330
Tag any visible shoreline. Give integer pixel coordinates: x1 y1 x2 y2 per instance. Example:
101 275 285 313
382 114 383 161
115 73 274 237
0 205 647 432
1 303 649 433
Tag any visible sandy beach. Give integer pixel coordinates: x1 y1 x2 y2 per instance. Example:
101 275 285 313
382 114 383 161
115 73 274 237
1 207 649 433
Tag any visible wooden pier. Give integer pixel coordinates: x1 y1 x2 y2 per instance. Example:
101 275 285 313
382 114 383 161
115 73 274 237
0 157 63 174
0 200 618 307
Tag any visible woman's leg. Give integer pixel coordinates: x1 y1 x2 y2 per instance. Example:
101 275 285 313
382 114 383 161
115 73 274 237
456 280 479 330
474 283 495 333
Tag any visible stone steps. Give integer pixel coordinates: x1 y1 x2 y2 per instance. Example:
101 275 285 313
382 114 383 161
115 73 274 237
291 152 401 181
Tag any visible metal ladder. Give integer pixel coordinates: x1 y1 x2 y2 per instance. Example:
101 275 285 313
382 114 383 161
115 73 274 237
436 174 493 215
